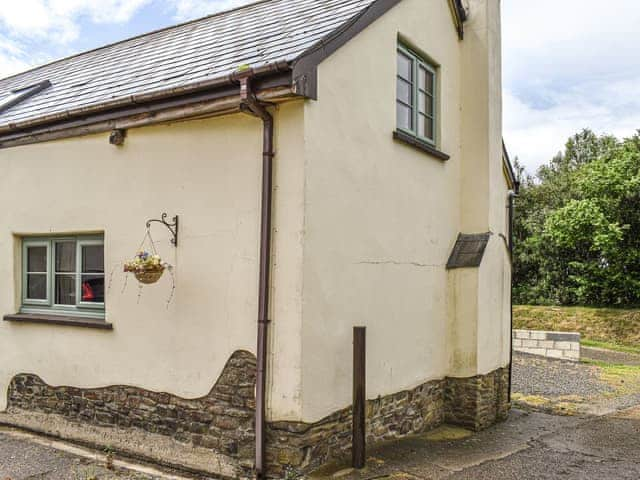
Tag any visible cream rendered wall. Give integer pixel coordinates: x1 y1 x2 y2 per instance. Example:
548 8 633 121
461 0 510 375
0 0 509 426
447 268 479 377
0 103 307 420
477 235 510 373
299 0 464 422
448 0 509 379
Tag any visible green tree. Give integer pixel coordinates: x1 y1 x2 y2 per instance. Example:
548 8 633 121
513 129 640 306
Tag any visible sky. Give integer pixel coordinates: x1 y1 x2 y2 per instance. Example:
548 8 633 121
0 0 638 173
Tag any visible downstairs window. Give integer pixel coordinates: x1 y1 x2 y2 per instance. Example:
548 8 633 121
22 235 105 319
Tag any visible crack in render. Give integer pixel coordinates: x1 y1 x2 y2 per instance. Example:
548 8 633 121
355 260 442 268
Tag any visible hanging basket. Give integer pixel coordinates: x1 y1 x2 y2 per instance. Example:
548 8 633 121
124 250 170 286
134 267 165 285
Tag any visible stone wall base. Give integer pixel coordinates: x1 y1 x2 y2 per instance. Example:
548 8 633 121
2 360 510 478
444 367 511 431
266 379 445 477
4 351 257 479
267 366 510 477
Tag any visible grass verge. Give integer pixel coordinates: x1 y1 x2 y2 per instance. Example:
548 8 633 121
511 393 583 416
581 339 640 355
514 305 640 348
581 359 640 396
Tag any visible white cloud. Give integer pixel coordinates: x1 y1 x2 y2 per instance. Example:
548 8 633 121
0 35 31 78
165 0 253 21
0 0 155 79
502 0 640 173
0 0 259 79
0 0 151 44
504 87 640 172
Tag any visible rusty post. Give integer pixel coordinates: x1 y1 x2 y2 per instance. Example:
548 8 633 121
352 327 366 469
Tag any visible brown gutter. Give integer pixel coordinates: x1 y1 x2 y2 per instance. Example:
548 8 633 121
0 85 292 149
2 0 420 140
236 70 274 480
0 61 290 136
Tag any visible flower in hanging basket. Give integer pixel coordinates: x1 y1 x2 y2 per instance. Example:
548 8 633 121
124 251 170 285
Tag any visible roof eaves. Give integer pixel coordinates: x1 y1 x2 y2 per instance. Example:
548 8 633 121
291 0 404 100
449 0 467 40
0 62 291 136
502 140 519 193
0 71 295 149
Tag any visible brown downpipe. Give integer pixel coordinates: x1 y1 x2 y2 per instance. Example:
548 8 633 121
237 71 274 480
507 188 518 403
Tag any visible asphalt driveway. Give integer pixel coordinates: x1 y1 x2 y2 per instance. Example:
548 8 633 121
0 429 181 480
311 405 640 480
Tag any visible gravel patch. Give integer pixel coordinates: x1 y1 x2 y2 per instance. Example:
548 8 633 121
512 352 613 398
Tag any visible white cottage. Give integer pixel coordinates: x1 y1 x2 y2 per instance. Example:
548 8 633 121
0 0 516 478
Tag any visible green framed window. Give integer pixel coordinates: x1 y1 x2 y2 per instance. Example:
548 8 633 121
396 44 437 145
22 235 105 319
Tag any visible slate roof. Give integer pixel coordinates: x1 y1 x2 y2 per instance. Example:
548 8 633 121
0 0 376 129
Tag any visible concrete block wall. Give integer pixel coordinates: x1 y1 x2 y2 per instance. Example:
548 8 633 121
512 330 580 362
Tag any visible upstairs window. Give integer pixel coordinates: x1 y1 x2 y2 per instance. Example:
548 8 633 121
22 235 105 319
396 44 437 145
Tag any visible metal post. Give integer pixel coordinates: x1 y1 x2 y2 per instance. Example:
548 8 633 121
352 327 366 469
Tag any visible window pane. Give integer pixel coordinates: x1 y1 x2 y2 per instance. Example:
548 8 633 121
27 246 47 273
419 115 434 140
82 275 105 303
418 92 434 116
419 67 434 94
27 274 47 300
396 78 412 105
397 51 412 81
426 95 434 116
55 242 76 273
82 245 104 273
418 114 435 140
55 275 76 305
397 102 413 130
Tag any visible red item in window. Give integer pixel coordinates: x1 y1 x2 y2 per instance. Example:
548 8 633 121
82 282 94 301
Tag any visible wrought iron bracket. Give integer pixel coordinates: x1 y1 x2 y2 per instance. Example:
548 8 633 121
146 213 179 247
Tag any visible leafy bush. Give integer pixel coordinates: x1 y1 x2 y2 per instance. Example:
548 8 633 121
513 129 640 306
